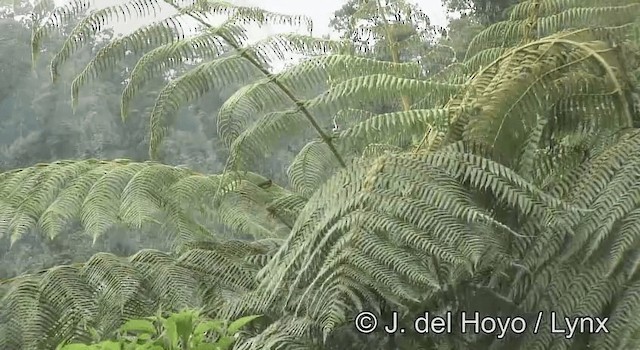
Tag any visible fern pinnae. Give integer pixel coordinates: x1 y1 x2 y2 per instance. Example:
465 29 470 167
80 163 147 243
82 252 143 316
0 277 41 349
337 108 449 148
466 2 640 59
39 265 97 340
593 279 640 349
162 2 347 167
227 110 309 171
7 162 91 245
1 238 272 347
71 17 191 110
515 114 548 179
118 163 187 228
311 75 461 113
119 22 233 118
147 55 259 158
1 166 63 244
222 75 455 163
37 162 120 240
287 141 341 198
49 0 170 83
31 0 92 66
607 207 640 275
265 193 307 229
31 0 56 21
167 173 223 212
215 55 419 149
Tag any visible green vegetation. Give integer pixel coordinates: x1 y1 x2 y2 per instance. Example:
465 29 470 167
57 309 259 350
1 0 640 349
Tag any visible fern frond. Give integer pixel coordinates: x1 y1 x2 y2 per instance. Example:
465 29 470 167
216 54 425 148
120 33 348 119
225 73 460 170
447 30 636 171
466 2 640 59
230 145 566 338
50 0 174 83
147 55 260 158
0 238 274 349
234 316 316 350
287 141 341 198
0 160 294 246
31 0 92 65
282 108 449 197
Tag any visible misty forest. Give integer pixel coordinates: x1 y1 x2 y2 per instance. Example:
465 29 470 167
1 0 640 349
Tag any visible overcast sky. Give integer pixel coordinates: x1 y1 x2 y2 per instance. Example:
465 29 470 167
40 0 452 70
223 0 451 70
234 0 450 36
83 0 450 40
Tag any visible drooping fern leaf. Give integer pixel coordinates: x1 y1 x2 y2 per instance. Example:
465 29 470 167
0 159 295 246
0 238 279 349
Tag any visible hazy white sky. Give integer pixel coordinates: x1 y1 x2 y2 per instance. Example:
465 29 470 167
41 0 451 70
76 0 450 40
233 0 450 36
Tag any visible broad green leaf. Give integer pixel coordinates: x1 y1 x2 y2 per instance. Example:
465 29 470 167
60 345 92 350
226 315 261 335
118 319 156 334
96 341 122 350
162 318 179 348
194 320 225 337
167 310 195 346
214 335 235 349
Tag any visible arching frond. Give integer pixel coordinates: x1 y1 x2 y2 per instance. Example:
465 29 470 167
32 0 318 159
120 33 350 119
23 0 640 349
0 238 277 349
225 73 460 170
223 144 569 339
0 160 294 246
465 1 640 59
446 29 637 176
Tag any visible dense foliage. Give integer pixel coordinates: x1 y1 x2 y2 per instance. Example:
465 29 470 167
57 309 259 350
1 0 640 349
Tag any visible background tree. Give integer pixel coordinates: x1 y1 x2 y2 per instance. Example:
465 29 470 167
442 0 519 24
330 0 452 75
0 1 238 279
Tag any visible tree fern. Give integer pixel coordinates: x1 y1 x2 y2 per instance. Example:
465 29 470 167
0 159 294 246
30 0 350 165
0 239 277 349
223 1 640 349
3 0 640 349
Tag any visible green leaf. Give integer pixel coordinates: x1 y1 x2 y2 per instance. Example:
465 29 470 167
194 320 225 337
162 317 179 348
118 319 156 335
59 344 93 350
167 310 195 346
137 333 152 341
96 341 122 350
214 336 235 350
226 315 261 335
